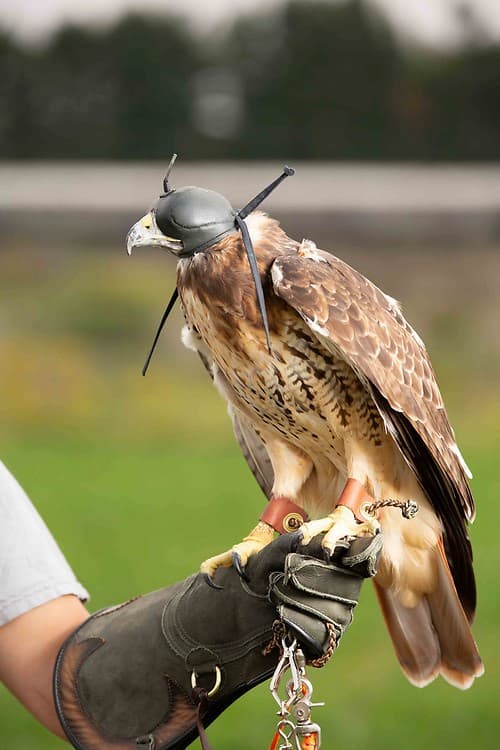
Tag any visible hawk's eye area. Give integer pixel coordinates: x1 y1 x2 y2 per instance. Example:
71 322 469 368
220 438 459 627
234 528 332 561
149 207 184 256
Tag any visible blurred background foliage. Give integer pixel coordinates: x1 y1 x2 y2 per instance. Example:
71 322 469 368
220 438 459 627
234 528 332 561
1 0 500 160
0 241 498 750
1 0 500 747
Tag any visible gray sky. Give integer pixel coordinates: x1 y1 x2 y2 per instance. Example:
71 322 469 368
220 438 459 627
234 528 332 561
1 0 500 45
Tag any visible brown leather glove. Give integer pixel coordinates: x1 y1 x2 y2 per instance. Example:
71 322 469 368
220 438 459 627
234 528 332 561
54 532 381 750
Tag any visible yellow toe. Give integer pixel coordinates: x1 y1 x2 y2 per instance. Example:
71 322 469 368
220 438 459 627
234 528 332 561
200 550 234 578
300 506 380 553
199 521 275 577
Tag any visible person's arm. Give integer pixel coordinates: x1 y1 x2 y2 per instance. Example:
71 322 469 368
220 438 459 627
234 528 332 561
0 459 90 738
0 594 88 739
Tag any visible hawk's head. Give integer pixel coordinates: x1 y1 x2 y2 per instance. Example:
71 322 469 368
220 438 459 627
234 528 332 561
126 184 237 258
126 156 294 372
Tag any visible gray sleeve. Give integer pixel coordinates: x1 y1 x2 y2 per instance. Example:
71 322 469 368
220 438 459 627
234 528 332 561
0 460 89 626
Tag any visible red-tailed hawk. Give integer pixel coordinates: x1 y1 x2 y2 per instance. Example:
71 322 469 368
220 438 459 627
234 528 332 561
127 165 483 689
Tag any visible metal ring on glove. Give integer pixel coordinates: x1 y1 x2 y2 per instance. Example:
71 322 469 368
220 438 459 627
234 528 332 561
190 665 222 698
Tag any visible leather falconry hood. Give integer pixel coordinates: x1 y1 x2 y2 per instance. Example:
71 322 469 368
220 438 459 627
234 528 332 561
154 186 238 257
127 155 295 374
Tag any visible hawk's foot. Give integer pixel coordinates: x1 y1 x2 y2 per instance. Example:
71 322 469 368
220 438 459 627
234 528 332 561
299 505 380 557
200 521 275 585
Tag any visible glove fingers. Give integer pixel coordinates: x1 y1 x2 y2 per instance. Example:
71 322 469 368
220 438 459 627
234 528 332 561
270 576 358 634
340 533 383 577
268 533 383 661
275 605 331 658
244 531 301 589
283 554 364 600
299 534 349 560
241 531 381 588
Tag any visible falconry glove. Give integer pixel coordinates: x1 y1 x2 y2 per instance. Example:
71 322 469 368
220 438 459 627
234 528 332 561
54 532 382 750
269 533 383 661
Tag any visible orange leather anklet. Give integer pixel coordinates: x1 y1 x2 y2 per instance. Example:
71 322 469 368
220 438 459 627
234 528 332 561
337 478 375 522
260 496 309 535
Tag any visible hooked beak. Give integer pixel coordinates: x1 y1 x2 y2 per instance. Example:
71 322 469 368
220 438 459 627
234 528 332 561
126 212 183 256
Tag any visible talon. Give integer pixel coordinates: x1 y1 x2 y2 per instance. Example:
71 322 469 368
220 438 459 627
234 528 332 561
299 517 335 546
300 505 381 556
200 550 234 582
199 522 275 580
290 530 302 552
232 551 249 582
323 546 334 563
202 572 224 590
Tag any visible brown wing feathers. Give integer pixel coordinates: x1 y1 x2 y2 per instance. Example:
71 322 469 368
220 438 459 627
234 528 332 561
272 247 476 616
370 388 476 620
229 406 274 499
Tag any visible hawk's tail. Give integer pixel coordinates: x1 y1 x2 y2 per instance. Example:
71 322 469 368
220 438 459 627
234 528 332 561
374 540 483 689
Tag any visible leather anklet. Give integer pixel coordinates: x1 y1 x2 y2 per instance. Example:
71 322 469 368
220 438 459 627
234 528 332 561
260 496 309 535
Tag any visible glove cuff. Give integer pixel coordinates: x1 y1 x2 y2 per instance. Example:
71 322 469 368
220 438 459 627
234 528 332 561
54 574 278 750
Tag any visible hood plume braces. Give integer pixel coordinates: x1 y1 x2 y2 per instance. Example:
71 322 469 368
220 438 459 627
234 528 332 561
162 152 178 194
142 163 295 375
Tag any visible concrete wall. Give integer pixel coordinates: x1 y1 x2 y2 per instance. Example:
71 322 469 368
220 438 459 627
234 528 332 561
2 162 499 247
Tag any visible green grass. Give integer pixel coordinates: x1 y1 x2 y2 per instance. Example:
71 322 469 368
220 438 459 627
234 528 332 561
0 245 499 748
0 429 498 750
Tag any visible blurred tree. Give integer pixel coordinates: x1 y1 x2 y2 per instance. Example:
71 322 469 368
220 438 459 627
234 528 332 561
0 32 35 157
0 0 499 160
32 25 116 158
104 14 198 158
427 45 500 160
224 0 401 158
0 14 197 159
